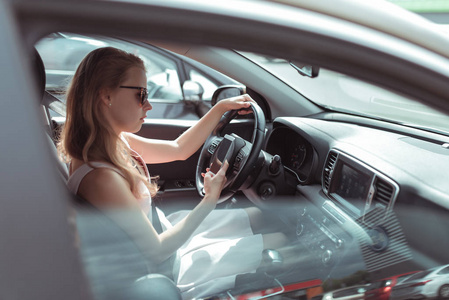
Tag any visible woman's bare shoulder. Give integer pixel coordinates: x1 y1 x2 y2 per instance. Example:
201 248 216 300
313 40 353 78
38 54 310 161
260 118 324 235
78 167 137 208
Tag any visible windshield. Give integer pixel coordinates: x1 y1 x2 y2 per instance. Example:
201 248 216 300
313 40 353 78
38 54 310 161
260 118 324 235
240 52 449 136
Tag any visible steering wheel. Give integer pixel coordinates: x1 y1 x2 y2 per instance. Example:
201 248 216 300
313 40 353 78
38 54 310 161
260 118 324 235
195 102 266 203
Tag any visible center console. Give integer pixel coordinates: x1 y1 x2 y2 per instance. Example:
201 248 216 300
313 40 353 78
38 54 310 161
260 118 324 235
294 200 353 274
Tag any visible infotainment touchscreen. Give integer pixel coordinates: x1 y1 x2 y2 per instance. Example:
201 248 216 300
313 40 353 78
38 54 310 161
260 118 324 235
330 161 371 213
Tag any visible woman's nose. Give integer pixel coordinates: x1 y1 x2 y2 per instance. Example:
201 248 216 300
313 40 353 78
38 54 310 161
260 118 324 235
144 100 152 111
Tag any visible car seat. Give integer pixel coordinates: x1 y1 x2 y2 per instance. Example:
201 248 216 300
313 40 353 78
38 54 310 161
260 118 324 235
31 47 181 300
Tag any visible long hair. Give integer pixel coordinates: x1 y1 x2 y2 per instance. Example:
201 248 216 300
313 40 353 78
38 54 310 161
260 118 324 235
59 47 158 197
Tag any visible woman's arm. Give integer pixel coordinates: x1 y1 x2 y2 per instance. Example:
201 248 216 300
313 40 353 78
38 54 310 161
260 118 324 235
78 162 228 264
126 94 253 164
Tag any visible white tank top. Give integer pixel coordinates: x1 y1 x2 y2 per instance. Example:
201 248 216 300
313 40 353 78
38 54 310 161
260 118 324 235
67 162 152 218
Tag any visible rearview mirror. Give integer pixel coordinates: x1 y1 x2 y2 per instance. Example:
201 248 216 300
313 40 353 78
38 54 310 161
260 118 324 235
289 61 320 78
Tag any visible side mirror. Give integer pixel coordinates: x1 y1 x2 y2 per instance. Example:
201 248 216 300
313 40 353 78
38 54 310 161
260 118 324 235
211 85 246 106
182 80 204 101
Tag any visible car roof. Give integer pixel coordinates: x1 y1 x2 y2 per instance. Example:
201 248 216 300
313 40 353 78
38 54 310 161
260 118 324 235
275 0 449 59
14 0 449 56
91 0 449 60
14 0 449 117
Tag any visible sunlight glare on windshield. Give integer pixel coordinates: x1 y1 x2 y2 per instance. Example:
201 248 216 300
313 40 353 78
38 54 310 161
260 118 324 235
240 52 449 135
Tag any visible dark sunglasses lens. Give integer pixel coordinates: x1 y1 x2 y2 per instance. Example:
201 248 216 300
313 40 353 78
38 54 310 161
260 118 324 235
140 89 148 105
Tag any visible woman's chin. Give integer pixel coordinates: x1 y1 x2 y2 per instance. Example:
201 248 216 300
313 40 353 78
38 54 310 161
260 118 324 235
130 125 143 134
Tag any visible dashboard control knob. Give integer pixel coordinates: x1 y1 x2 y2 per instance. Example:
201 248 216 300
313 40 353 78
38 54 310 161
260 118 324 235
296 223 304 236
336 239 344 249
321 249 333 265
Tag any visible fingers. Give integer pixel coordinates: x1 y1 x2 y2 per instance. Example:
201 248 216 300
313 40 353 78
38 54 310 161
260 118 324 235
203 161 228 199
218 93 256 115
214 160 228 174
201 171 214 178
238 108 253 115
203 160 228 179
237 94 255 114
217 160 229 174
242 94 255 102
230 94 254 106
239 94 253 106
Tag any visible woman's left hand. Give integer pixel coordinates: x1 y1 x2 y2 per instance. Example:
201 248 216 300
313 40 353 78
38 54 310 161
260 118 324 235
216 94 255 115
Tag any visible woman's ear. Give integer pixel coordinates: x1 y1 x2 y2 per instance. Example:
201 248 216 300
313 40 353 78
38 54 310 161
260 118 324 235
99 88 111 107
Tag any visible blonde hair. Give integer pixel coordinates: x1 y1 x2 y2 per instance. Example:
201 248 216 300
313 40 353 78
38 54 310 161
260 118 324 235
59 47 158 197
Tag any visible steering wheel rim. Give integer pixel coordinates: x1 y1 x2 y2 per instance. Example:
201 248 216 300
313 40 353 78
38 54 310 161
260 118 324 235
195 102 266 203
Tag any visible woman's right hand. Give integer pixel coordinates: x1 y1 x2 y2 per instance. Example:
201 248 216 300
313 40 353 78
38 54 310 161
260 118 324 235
201 160 229 205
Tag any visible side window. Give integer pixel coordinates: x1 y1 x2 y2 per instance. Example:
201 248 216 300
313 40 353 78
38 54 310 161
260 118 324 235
35 33 105 98
35 33 183 104
188 69 218 101
140 52 183 102
35 33 239 120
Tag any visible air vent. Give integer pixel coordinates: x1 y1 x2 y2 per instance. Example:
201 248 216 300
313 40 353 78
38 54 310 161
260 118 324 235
323 151 338 192
373 177 394 206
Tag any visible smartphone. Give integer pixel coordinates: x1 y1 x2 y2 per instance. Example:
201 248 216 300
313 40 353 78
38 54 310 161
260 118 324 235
210 136 235 174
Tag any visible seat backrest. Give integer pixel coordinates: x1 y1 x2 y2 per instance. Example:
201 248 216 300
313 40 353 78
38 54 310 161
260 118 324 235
32 48 46 101
31 47 69 180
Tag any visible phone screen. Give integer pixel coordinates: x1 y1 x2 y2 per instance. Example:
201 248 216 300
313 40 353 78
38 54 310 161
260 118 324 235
210 138 234 174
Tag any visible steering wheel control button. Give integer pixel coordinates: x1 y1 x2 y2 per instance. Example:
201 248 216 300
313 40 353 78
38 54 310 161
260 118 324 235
234 152 244 170
208 142 219 154
175 181 184 188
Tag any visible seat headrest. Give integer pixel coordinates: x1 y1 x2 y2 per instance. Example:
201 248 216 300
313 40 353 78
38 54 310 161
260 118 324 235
32 48 46 100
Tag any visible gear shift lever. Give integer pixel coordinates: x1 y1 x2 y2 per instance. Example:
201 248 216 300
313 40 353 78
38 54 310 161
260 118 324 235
257 249 284 276
234 249 285 296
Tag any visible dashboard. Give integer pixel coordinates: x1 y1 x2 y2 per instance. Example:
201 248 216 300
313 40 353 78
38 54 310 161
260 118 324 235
264 115 449 281
265 127 315 184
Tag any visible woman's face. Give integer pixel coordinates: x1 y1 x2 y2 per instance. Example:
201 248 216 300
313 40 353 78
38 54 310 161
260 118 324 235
107 66 152 134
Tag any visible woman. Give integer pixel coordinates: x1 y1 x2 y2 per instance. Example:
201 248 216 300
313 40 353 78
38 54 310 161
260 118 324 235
59 47 287 298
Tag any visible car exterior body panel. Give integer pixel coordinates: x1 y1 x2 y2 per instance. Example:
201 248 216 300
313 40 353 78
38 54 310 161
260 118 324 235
391 265 449 300
322 284 369 300
365 271 420 300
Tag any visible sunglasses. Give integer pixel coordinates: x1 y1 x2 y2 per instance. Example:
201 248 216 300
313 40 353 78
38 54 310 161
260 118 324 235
119 86 149 105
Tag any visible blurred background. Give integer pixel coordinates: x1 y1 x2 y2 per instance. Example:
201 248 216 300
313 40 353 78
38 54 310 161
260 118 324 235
388 0 449 23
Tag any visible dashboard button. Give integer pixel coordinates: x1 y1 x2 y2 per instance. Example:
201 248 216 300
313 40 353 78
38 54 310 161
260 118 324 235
322 250 333 265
